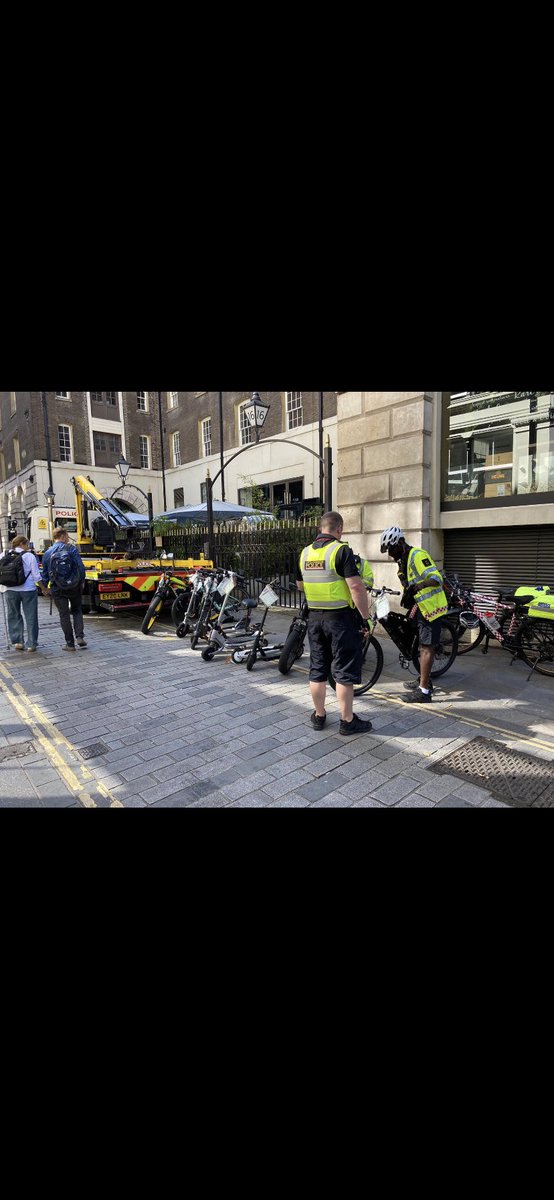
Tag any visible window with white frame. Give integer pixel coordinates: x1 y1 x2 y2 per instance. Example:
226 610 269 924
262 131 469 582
139 435 150 469
286 391 303 430
169 391 179 409
202 418 212 457
137 391 149 412
173 431 181 467
240 405 254 446
58 424 72 462
56 391 69 400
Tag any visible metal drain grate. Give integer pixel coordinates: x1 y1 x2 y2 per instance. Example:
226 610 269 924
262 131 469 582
429 736 554 808
78 741 110 760
0 742 34 762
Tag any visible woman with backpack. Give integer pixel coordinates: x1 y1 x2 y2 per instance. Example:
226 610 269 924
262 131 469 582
42 528 87 652
0 536 48 652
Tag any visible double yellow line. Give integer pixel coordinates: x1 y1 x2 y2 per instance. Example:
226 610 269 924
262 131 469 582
0 662 123 808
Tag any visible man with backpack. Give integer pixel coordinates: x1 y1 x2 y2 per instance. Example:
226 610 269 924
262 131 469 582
42 528 87 652
0 535 49 651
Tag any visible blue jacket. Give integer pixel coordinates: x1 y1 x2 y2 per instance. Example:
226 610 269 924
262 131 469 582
42 542 86 592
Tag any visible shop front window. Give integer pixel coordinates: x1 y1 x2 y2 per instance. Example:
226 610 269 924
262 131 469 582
442 391 554 508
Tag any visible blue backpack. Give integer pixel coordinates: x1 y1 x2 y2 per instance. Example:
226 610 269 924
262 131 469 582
49 544 81 591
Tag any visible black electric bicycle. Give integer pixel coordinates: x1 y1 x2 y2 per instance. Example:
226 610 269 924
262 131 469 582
278 597 310 674
141 553 192 635
328 587 458 697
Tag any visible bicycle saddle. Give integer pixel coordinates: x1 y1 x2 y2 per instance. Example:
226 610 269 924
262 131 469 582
242 598 259 609
500 590 534 605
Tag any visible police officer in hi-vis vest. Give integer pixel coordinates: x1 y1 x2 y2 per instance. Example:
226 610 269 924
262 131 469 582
380 526 448 704
298 512 373 736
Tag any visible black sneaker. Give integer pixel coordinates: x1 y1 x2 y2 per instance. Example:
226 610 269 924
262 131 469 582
310 711 327 731
403 688 432 703
339 714 372 736
403 679 434 692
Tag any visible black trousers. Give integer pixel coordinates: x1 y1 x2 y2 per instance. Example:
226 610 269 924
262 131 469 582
53 588 84 645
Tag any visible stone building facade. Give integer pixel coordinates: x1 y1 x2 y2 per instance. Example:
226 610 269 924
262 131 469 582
336 390 554 591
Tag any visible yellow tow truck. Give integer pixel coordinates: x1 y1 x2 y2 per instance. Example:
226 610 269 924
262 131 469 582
42 475 211 615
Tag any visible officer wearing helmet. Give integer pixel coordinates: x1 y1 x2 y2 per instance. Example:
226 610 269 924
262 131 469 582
380 526 447 703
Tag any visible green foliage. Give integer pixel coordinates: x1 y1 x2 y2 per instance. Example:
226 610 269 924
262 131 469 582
151 516 178 535
238 475 279 516
302 503 324 522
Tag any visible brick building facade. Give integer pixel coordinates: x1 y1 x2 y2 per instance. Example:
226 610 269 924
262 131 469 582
0 391 338 548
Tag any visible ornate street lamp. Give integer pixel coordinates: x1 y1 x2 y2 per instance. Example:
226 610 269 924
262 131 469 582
115 454 131 484
243 392 270 444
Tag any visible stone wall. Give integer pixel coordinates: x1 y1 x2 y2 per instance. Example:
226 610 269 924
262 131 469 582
336 391 439 583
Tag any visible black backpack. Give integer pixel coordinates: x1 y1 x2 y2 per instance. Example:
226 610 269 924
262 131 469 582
0 550 30 588
49 543 82 591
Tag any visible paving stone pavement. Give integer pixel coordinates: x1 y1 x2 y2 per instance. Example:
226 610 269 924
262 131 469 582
1 595 554 807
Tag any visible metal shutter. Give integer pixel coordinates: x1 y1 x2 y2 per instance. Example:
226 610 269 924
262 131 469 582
443 526 554 592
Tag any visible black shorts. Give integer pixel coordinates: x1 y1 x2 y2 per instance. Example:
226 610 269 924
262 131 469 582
417 615 443 646
308 609 363 684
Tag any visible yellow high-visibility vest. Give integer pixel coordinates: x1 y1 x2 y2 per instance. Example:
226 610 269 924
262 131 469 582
300 541 353 610
406 548 447 622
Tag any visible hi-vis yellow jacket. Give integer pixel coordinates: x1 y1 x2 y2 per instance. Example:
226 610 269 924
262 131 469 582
404 548 447 623
300 540 354 610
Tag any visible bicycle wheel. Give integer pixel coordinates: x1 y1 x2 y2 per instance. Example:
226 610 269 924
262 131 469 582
171 591 191 627
278 627 305 675
456 617 487 655
328 635 384 697
412 621 458 678
141 592 165 635
516 620 554 677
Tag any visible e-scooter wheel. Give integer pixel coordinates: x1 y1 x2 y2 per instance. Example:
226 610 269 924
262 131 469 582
201 644 217 661
246 639 259 671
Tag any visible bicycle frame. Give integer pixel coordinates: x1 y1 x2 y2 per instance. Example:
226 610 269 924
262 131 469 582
444 575 554 678
368 587 459 679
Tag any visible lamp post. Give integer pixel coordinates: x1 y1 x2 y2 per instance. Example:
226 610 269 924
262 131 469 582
41 391 54 496
157 391 168 512
205 468 214 563
318 391 324 505
218 392 226 501
44 484 56 544
325 435 333 511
